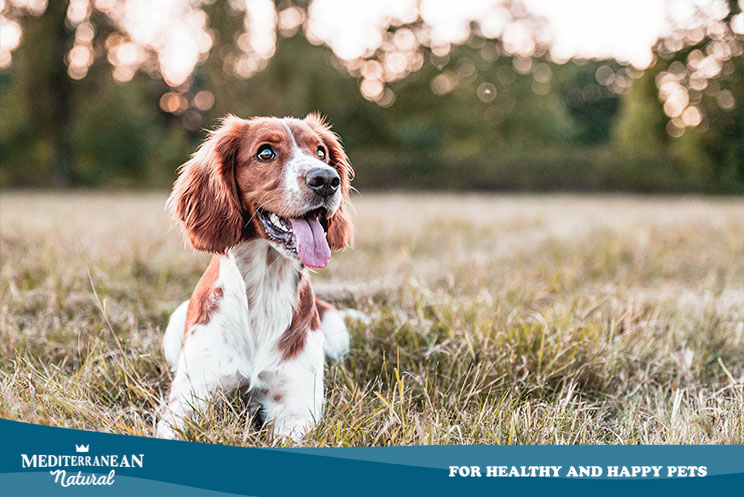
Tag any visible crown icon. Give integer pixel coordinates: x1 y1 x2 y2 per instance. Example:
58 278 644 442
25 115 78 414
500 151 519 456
75 444 89 453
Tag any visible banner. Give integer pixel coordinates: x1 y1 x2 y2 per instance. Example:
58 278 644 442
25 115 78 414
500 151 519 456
1 419 742 495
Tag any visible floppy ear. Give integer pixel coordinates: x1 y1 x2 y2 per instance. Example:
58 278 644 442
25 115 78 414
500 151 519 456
168 116 246 254
304 113 354 251
326 204 354 251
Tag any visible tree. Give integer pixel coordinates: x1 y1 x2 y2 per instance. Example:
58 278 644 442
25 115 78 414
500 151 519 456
614 68 668 152
10 2 75 185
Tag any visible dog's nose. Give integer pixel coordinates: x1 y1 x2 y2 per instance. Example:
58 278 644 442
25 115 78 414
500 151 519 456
305 168 340 197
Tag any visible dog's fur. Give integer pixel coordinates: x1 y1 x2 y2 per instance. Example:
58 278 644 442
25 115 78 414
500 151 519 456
157 114 353 440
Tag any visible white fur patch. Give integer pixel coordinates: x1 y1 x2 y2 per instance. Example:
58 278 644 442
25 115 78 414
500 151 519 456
321 309 350 360
162 300 188 371
282 121 342 216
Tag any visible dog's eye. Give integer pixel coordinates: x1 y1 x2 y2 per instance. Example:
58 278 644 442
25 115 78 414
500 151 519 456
257 145 276 161
316 147 326 161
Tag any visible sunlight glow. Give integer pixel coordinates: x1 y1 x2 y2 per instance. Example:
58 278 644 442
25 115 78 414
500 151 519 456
307 0 418 61
523 0 667 68
231 0 276 78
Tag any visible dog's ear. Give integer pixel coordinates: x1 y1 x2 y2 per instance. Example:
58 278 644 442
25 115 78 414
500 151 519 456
326 203 354 251
304 113 354 251
168 116 246 254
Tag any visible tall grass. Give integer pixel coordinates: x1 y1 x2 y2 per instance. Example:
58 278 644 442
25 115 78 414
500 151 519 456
1 192 742 445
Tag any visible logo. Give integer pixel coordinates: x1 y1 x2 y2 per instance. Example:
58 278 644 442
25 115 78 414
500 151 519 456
20 444 144 487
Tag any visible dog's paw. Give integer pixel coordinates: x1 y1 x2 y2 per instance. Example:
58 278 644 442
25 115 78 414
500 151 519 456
271 416 314 442
156 420 178 440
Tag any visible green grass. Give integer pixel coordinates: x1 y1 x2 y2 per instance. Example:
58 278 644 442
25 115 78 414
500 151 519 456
1 192 743 445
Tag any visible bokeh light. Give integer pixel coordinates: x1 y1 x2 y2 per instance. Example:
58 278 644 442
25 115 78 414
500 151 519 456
1 0 741 132
0 15 22 68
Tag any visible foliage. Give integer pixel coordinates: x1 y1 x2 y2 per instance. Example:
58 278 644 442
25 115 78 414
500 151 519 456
0 2 742 192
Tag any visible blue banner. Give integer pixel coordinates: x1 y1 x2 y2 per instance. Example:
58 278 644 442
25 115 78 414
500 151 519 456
1 419 742 496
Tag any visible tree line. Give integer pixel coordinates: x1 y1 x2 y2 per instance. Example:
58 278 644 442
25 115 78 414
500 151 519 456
0 1 742 192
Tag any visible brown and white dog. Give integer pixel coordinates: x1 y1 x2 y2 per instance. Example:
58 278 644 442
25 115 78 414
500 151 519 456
157 114 353 440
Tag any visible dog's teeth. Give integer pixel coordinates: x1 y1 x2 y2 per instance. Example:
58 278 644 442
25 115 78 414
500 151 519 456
270 213 281 226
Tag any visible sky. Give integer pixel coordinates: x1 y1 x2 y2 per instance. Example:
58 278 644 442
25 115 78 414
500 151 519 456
523 0 669 67
307 0 736 67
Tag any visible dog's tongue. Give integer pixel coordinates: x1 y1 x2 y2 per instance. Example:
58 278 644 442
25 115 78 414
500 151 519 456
289 217 331 268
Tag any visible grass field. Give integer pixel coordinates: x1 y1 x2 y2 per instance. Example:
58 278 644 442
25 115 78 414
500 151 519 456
1 192 743 445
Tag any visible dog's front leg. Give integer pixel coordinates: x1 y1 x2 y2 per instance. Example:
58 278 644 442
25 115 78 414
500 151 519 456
157 366 207 439
258 331 325 442
157 332 244 439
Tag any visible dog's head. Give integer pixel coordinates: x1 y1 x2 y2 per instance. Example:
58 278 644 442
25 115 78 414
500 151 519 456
169 114 353 268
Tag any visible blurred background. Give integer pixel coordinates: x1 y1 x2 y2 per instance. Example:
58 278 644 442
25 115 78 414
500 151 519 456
0 0 742 192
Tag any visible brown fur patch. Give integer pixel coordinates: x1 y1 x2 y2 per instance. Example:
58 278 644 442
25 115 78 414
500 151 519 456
168 116 246 254
278 276 321 360
185 256 223 335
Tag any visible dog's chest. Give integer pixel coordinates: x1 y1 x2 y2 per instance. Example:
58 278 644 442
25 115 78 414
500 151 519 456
226 240 302 358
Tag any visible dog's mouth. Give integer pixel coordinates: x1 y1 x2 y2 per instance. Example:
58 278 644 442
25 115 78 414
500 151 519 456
257 207 330 268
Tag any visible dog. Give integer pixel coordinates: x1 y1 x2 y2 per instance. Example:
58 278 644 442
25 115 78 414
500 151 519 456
156 114 353 440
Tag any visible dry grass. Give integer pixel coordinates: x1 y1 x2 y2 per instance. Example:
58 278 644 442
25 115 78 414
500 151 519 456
1 191 743 445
